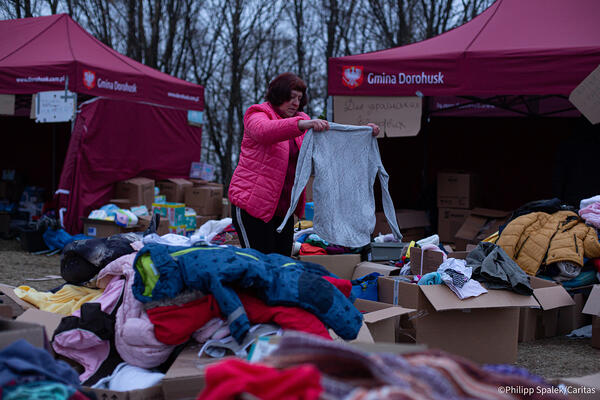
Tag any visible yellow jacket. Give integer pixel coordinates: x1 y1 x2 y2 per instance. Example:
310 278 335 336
497 210 600 276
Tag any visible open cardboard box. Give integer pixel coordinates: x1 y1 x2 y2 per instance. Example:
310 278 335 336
85 385 164 400
408 247 469 276
453 208 510 250
0 308 63 350
162 343 231 400
1 305 164 400
519 277 576 342
353 298 416 343
373 209 430 242
376 276 540 364
582 284 600 349
299 255 400 281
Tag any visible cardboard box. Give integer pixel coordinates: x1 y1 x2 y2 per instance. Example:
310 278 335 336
84 385 164 400
168 225 187 235
109 198 133 209
138 214 169 236
0 283 34 312
157 178 193 203
373 209 430 242
437 172 477 209
82 218 139 238
185 185 223 216
556 373 600 399
454 208 510 250
161 343 228 400
114 177 155 210
152 203 186 226
557 292 591 336
583 285 600 349
354 298 416 343
518 277 576 342
408 247 467 276
0 308 63 349
0 318 47 349
377 276 539 364
437 207 471 243
298 255 362 280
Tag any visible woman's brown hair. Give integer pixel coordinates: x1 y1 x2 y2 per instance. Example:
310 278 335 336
265 72 308 112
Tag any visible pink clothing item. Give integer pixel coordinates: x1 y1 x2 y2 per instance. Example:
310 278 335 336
71 275 123 318
52 275 125 382
97 251 175 369
228 102 309 223
579 202 600 229
53 328 110 383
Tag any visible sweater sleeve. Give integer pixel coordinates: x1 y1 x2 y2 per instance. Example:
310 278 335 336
277 129 314 233
244 108 306 145
373 138 403 241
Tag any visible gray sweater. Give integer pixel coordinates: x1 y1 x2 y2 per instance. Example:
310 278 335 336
277 122 402 247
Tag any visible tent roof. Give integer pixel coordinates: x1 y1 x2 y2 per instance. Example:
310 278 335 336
328 0 600 97
0 14 203 110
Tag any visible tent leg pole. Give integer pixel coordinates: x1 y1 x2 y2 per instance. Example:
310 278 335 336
52 125 56 194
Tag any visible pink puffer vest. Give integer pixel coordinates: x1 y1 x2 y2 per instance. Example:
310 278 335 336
228 102 309 222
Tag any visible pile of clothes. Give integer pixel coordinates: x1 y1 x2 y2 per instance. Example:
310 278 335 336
495 196 600 287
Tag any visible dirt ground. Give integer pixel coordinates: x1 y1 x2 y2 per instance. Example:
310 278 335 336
1 238 599 381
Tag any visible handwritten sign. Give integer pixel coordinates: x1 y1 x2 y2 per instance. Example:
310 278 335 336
333 96 422 137
35 90 76 123
569 64 600 124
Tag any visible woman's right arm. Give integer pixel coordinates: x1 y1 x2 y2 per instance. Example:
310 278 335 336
298 119 330 132
244 111 306 145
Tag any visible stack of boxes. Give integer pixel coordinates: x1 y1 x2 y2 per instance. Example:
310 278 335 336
437 172 510 249
84 176 226 238
153 178 224 237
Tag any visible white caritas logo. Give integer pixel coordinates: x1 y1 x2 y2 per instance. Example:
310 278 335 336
83 70 96 89
342 66 364 89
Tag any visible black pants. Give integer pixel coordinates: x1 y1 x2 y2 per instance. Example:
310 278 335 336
231 204 294 256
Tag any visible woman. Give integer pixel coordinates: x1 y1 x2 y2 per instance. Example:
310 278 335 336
228 72 379 256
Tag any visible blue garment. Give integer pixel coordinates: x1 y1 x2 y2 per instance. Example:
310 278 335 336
418 272 443 286
0 339 81 388
43 228 90 251
132 243 362 342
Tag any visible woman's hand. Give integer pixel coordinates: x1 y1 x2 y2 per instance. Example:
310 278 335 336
367 123 380 137
298 119 330 132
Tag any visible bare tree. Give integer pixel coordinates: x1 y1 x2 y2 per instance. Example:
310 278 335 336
420 0 455 39
367 0 418 48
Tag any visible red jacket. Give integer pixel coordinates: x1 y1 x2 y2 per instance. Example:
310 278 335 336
228 102 309 222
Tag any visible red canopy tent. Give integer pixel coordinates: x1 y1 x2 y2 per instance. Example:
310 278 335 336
328 0 600 102
0 13 203 110
328 0 600 212
0 14 204 234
